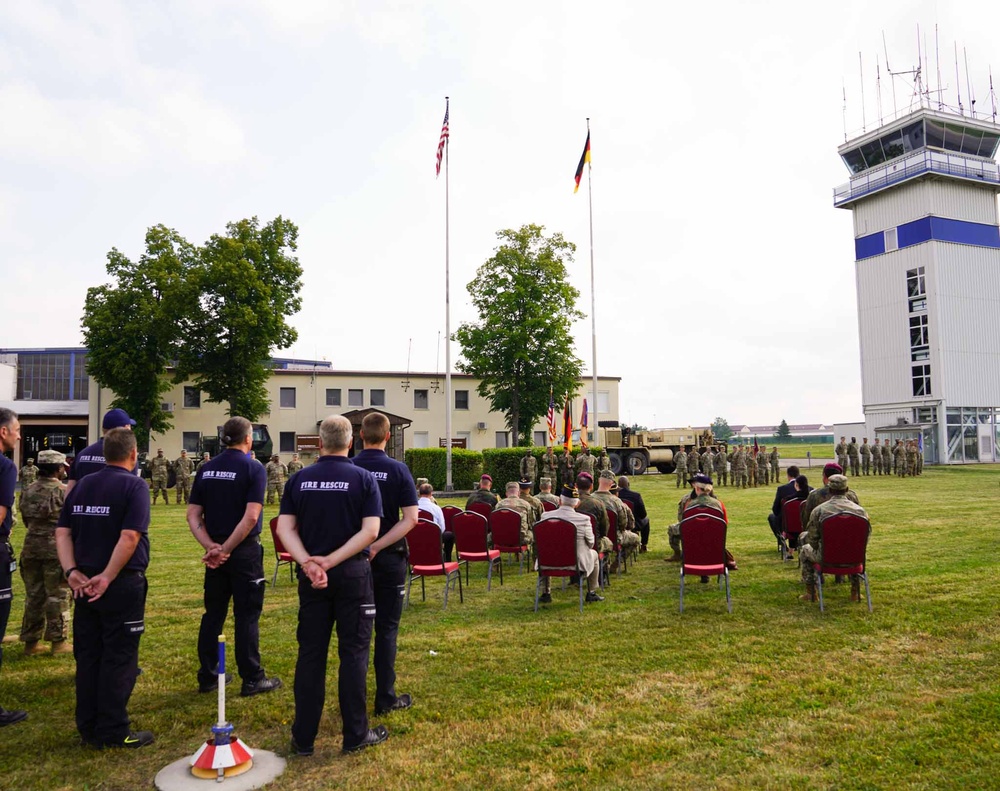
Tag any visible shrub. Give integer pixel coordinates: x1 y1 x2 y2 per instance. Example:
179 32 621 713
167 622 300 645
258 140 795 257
404 448 483 491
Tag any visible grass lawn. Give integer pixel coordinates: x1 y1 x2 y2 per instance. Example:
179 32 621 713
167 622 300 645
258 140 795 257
2 465 998 789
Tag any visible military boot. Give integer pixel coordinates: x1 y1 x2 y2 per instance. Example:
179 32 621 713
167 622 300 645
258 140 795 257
23 642 46 657
799 584 817 602
850 579 861 602
51 640 73 655
665 550 681 563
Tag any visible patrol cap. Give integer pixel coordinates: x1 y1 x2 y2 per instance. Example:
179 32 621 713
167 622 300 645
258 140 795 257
598 469 615 481
102 408 136 429
518 478 532 489
690 473 713 485
560 483 579 499
827 474 849 493
823 463 843 477
539 476 552 486
37 449 66 465
27 458 34 463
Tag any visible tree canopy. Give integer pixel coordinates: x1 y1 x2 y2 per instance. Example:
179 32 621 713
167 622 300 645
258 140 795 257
710 417 733 441
455 224 584 446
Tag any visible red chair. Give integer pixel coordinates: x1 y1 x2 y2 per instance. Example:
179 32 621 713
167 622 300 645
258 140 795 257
441 505 462 533
452 511 502 590
532 518 585 612
779 499 804 561
813 513 872 612
678 513 731 613
405 519 463 609
541 500 558 513
466 501 494 521
418 508 437 524
490 508 530 572
268 517 294 586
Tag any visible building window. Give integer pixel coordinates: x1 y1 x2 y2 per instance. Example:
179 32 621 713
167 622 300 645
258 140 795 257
585 390 611 414
912 364 931 397
455 390 469 410
279 387 296 408
911 349 929 362
348 389 363 407
534 430 547 446
413 431 429 448
15 351 89 401
906 267 926 298
414 389 428 409
909 297 927 313
370 389 385 407
182 432 201 453
183 386 201 408
326 388 341 406
884 227 898 252
495 431 509 448
909 314 929 348
280 432 296 453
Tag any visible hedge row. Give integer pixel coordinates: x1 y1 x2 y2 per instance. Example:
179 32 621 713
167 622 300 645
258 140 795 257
403 448 483 491
482 446 604 489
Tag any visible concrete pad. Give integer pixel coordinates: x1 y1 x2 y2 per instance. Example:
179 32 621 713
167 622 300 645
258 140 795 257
155 749 286 790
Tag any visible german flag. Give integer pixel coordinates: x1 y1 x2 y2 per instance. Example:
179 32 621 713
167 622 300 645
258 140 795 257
573 131 590 193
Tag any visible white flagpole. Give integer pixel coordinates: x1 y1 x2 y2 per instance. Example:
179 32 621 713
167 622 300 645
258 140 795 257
444 97 454 491
587 118 598 443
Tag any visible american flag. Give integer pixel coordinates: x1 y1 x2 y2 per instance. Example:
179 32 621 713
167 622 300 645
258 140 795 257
547 389 557 444
435 98 449 177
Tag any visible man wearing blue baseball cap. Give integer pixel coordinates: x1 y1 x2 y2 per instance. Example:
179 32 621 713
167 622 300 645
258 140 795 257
66 409 136 495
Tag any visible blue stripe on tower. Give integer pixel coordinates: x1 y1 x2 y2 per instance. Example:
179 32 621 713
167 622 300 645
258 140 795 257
855 216 1000 260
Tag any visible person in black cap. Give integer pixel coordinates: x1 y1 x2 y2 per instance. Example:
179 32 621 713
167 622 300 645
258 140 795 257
534 483 603 603
55 427 153 748
66 408 137 495
187 416 281 698
275 414 385 756
0 408 27 727
351 412 419 719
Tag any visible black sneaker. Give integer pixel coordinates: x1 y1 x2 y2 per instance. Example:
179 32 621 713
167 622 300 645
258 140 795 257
105 730 154 749
585 591 605 603
199 673 233 693
290 737 314 757
0 708 27 727
375 693 412 716
241 676 282 697
343 725 389 754
539 593 552 604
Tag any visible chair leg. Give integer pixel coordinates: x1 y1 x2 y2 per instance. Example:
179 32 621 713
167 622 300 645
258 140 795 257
457 568 463 603
405 574 412 609
679 569 685 613
535 576 541 612
816 572 825 613
443 574 449 610
863 572 872 612
724 569 732 613
497 557 504 586
421 576 426 602
486 559 492 592
272 561 279 587
578 576 584 613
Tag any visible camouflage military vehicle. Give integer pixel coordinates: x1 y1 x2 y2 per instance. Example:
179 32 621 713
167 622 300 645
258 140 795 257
596 422 724 475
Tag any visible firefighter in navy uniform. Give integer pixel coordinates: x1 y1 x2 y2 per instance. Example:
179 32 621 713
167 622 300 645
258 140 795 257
187 416 281 697
276 414 385 756
55 427 153 748
66 408 136 494
351 412 419 718
0 408 27 727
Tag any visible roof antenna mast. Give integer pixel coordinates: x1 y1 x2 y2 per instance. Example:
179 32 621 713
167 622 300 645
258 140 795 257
883 31 898 117
859 52 866 133
955 41 964 116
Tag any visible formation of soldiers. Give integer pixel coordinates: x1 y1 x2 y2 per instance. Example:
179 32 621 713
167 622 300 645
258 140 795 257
530 447 611 491
839 436 923 477
673 444 780 489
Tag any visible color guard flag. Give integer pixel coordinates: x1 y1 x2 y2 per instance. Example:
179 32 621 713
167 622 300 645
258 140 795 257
573 131 590 193
753 436 759 456
435 98 450 177
580 398 589 449
547 389 558 445
563 397 573 454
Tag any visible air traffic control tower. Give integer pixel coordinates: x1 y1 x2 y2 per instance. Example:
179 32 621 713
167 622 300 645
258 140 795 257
834 109 1000 463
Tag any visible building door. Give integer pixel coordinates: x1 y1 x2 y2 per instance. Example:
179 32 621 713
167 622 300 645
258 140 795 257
978 424 994 462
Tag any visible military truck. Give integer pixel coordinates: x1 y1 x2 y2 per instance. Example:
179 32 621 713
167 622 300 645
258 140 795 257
596 421 723 475
200 423 273 460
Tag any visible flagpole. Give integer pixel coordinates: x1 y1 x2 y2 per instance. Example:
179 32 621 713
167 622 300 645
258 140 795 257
445 96 453 491
586 118 598 444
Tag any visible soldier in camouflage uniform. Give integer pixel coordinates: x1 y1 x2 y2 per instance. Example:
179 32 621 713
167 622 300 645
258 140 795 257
714 447 727 486
19 458 38 487
519 451 538 492
667 474 728 563
286 453 304 476
893 440 905 477
860 438 871 475
702 447 715 481
905 441 918 477
747 449 757 488
769 446 780 481
494 482 534 546
517 479 543 525
688 450 701 484
732 446 746 488
559 451 576 488
797 474 870 603
597 449 611 474
916 441 924 474
173 449 194 505
465 474 499 509
541 448 558 489
575 448 595 477
265 454 286 504
196 452 211 472
674 447 687 488
835 437 848 471
847 437 860 477
17 450 71 655
536 477 560 508
148 448 171 504
594 470 639 570
574 474 613 555
757 445 769 485
799 463 861 592
871 439 882 475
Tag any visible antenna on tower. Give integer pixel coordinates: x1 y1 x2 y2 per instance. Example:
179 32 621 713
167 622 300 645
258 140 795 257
955 42 964 116
876 58 884 126
915 24 924 108
859 52 866 132
935 25 943 110
964 47 975 118
842 80 848 143
989 66 997 123
883 31 898 117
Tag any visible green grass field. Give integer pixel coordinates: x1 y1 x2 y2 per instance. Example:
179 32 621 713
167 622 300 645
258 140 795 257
2 465 998 789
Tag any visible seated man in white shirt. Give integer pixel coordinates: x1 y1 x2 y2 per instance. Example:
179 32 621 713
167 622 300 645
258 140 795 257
417 483 453 561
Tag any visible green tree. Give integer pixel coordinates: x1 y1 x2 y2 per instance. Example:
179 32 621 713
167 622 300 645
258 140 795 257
455 224 584 446
710 417 733 441
775 419 791 439
176 216 303 420
82 225 199 450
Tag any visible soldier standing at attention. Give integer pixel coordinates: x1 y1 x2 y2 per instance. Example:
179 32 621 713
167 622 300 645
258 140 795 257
559 451 576 489
893 440 904 477
673 447 687 489
835 436 848 471
916 440 924 475
758 445 770 485
702 447 715 482
860 438 871 476
465 474 498 510
19 458 38 488
536 478 560 508
17 450 72 657
56 427 153 747
265 455 285 505
746 448 757 488
286 453 304 476
597 449 611 474
875 439 885 475
541 448 558 489
905 441 918 478
732 446 745 489
575 448 595 477
174 450 194 505
275 414 386 756
196 452 211 473
0 409 28 727
769 446 780 482
519 451 537 492
847 437 860 477
148 449 171 505
714 447 727 486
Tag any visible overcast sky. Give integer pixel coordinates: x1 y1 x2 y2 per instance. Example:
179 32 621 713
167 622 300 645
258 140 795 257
3 1 998 427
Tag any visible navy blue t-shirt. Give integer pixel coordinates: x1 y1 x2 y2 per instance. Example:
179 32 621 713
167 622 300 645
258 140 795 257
58 465 151 571
0 454 15 538
69 438 107 482
279 455 382 556
351 449 419 546
189 448 267 543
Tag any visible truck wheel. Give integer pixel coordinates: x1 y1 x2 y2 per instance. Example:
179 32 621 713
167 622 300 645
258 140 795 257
626 454 648 475
609 453 624 475
655 463 675 475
